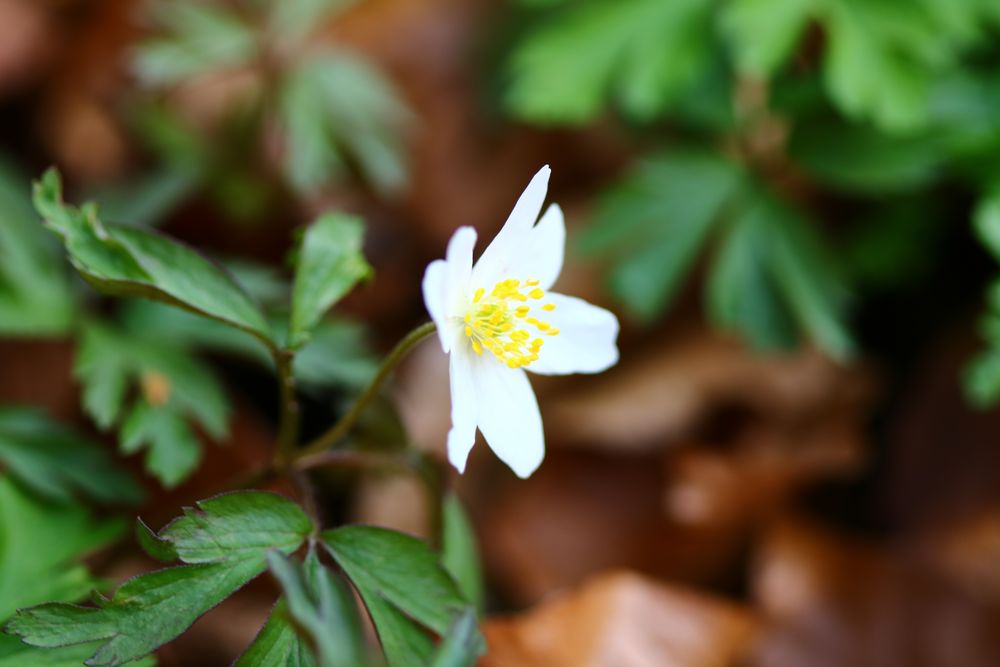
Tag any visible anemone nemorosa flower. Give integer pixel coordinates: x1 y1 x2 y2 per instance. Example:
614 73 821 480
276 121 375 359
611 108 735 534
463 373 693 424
422 166 620 478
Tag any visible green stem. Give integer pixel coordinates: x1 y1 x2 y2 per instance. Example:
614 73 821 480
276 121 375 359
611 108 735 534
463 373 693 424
274 349 300 468
293 321 437 462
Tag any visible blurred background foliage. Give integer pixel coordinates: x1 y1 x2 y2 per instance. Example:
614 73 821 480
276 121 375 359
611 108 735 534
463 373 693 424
3 0 1000 665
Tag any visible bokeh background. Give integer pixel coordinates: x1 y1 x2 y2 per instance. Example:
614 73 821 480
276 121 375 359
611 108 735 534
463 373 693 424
3 0 1000 665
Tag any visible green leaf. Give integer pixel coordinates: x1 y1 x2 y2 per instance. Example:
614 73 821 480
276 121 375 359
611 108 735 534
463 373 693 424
120 301 379 392
7 492 312 666
441 494 484 612
707 202 798 350
76 321 231 487
789 118 944 193
279 52 410 195
133 1 257 86
707 188 853 358
0 159 73 336
975 190 1000 263
264 550 367 667
89 165 201 229
505 0 714 123
0 635 155 667
293 320 378 391
35 169 273 344
322 526 483 667
122 401 200 487
7 560 263 666
290 214 372 349
965 347 1000 407
821 0 944 132
0 408 142 505
269 0 358 42
0 477 124 619
142 492 313 564
429 610 480 667
234 600 316 667
721 0 813 76
580 151 743 321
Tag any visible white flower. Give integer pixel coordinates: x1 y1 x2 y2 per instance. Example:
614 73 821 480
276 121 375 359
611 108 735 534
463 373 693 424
422 166 620 478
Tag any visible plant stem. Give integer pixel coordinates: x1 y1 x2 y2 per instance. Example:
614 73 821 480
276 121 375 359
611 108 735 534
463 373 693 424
274 348 301 468
294 321 436 462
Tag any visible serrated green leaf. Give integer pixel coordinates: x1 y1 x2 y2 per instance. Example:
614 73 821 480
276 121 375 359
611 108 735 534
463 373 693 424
76 325 131 430
121 400 200 487
133 1 257 86
0 408 142 505
35 169 273 344
322 526 483 667
721 0 813 76
7 560 262 666
290 214 372 349
0 478 124 619
441 494 483 612
707 203 798 350
0 635 156 667
279 52 410 195
268 0 357 42
765 196 853 359
581 151 743 321
265 550 367 667
77 321 231 487
821 0 940 132
120 301 378 392
708 189 852 358
7 492 312 666
789 118 944 193
145 493 313 564
234 600 316 667
505 0 713 123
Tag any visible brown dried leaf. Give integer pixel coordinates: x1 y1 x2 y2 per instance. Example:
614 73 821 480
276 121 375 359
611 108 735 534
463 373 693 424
751 520 1000 667
481 570 757 667
547 331 869 451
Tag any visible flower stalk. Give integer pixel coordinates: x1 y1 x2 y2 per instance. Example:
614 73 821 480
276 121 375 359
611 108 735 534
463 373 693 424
293 321 437 462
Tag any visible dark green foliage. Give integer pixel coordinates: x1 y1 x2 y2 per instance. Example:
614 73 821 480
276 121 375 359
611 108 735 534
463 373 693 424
257 550 368 667
323 526 485 667
0 160 73 336
0 408 142 505
76 321 230 487
36 169 273 344
290 214 373 350
6 492 312 666
581 152 852 357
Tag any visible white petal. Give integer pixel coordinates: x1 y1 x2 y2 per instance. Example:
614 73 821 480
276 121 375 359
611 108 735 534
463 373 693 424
424 227 477 352
472 166 551 289
421 259 451 352
446 345 478 474
445 226 476 314
470 355 544 478
526 292 620 376
514 203 565 290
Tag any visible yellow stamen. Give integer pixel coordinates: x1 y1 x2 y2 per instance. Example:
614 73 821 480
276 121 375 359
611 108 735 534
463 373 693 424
462 278 557 369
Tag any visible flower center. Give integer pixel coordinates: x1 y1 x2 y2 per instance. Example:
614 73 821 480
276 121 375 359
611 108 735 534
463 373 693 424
463 278 559 369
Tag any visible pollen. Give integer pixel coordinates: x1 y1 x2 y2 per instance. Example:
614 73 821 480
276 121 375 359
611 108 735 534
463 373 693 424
463 278 558 368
